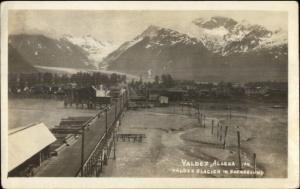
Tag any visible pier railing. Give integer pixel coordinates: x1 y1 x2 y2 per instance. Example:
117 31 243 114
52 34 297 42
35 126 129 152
76 91 128 177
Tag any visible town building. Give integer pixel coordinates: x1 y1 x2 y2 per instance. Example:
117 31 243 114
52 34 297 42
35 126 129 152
8 122 56 177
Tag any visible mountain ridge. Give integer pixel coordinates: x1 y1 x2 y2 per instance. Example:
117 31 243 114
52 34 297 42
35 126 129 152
61 34 118 69
192 16 287 56
8 16 287 82
104 22 287 82
8 44 37 74
9 34 95 70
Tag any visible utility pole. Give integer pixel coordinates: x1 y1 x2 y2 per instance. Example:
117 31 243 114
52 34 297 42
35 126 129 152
237 131 242 170
229 105 232 120
120 94 123 112
253 153 256 178
217 122 220 139
200 113 202 126
81 125 85 176
105 105 108 149
197 105 200 123
146 86 149 108
219 125 222 141
227 104 229 121
113 129 116 160
115 99 117 119
229 105 232 130
223 126 228 149
211 119 214 135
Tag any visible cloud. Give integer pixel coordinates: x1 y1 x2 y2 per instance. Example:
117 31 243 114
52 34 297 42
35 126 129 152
8 10 287 43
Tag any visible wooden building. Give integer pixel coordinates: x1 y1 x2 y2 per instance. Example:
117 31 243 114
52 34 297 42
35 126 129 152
8 122 56 177
166 88 188 101
159 96 169 106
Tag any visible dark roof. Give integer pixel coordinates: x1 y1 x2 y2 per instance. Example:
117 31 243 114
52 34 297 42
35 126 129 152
167 88 187 93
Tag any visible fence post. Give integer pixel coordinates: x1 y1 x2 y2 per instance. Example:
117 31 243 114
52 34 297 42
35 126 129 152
219 125 223 142
200 113 202 126
237 131 242 170
217 123 219 139
253 153 256 177
229 105 232 120
203 115 206 128
211 120 214 135
113 129 116 160
223 126 228 149
197 106 200 122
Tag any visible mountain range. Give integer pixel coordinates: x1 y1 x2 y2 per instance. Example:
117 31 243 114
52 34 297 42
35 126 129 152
8 16 288 82
9 34 94 70
104 17 287 82
61 34 118 69
192 16 287 56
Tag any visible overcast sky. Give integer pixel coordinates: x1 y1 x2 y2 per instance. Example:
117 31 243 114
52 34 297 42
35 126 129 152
9 10 287 44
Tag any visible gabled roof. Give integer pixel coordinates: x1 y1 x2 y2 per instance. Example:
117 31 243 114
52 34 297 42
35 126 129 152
8 122 56 172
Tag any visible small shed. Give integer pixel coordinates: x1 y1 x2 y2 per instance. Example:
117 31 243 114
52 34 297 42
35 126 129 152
92 85 112 105
159 96 169 105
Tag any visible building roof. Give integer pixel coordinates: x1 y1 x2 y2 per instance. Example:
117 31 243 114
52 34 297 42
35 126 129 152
167 88 187 93
8 122 56 172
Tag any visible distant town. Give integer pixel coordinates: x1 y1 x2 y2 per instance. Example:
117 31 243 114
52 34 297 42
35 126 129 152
9 72 287 105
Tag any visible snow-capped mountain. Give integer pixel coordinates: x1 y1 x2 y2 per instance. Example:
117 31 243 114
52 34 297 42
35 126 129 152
9 16 286 82
103 24 287 82
192 16 287 56
61 34 118 69
9 34 94 69
103 25 204 65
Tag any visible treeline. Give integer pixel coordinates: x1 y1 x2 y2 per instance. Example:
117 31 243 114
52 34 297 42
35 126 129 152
130 74 287 90
129 73 287 102
9 72 127 89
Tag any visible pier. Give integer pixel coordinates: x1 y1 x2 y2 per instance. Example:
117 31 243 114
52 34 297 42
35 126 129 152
36 91 128 177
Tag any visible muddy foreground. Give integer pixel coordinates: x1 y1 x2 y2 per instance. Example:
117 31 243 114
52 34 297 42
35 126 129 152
102 104 287 178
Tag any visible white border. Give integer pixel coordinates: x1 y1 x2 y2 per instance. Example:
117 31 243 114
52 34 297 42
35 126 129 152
1 1 299 188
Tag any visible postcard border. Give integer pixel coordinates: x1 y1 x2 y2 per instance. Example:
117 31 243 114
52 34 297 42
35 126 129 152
1 1 299 188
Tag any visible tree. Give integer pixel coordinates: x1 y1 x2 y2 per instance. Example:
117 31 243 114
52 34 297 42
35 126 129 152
110 73 118 85
154 75 160 84
139 75 143 84
161 74 174 88
43 72 53 84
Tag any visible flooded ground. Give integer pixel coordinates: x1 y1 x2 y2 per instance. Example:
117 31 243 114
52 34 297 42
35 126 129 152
103 104 287 178
8 98 97 129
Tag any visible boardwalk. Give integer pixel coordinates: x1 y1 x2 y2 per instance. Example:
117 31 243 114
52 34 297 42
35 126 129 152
36 98 125 177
